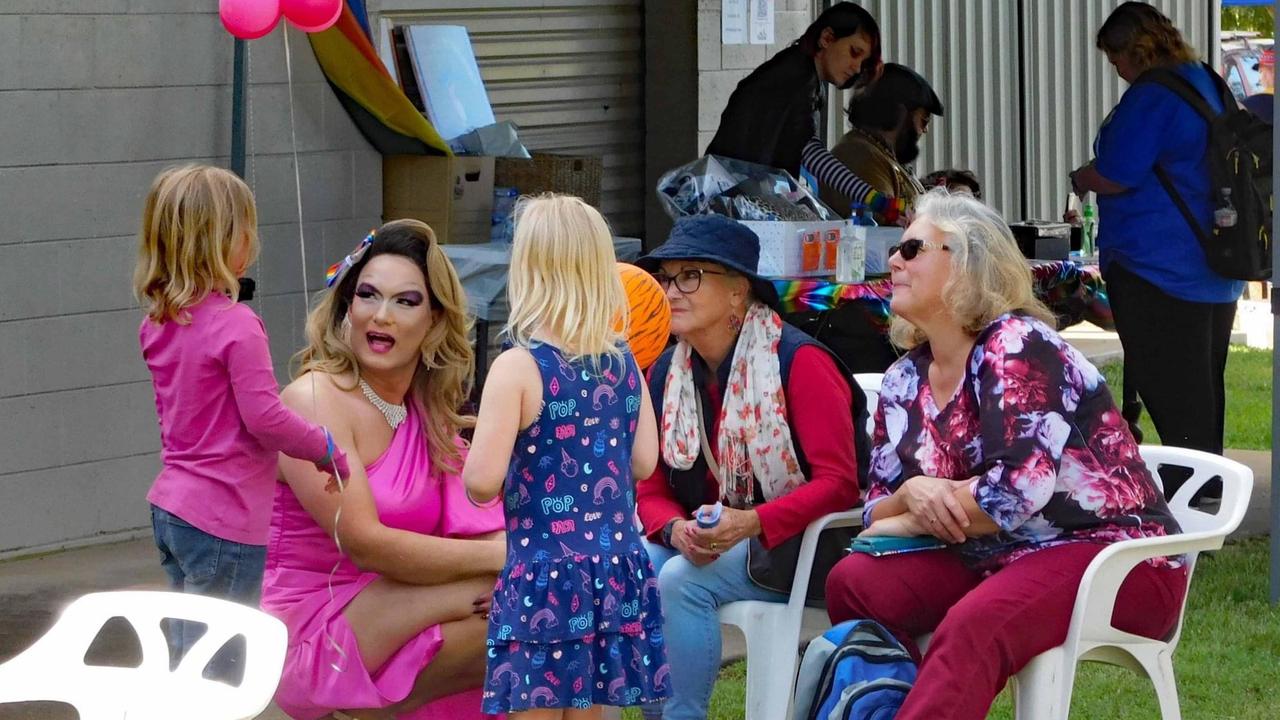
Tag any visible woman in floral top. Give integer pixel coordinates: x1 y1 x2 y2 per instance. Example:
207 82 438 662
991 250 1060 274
824 189 1188 720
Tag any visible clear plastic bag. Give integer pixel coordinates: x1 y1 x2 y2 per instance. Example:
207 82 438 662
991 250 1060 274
656 155 837 222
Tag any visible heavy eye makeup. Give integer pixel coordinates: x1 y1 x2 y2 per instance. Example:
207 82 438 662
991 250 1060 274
354 282 424 307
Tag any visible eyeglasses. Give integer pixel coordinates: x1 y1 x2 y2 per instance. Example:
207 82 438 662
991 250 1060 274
325 230 376 288
651 268 729 294
889 238 950 261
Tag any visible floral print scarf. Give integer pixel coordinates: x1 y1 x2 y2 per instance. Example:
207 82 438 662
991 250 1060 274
660 302 806 506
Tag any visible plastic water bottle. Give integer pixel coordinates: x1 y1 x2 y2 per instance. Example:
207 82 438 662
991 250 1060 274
696 502 723 529
836 227 866 284
1214 188 1238 229
1082 200 1097 257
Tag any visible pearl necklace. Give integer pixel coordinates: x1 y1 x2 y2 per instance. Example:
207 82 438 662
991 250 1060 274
359 379 407 430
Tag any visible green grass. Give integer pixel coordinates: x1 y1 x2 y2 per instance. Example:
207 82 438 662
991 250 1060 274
1098 346 1272 451
986 537 1280 719
628 538 1280 720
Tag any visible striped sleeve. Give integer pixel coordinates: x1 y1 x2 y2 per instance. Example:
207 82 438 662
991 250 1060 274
802 137 892 214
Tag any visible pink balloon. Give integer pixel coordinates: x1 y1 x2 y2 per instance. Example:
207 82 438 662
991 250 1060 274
219 0 282 40
281 0 343 33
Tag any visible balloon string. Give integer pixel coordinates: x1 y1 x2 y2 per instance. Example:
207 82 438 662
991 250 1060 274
284 23 349 675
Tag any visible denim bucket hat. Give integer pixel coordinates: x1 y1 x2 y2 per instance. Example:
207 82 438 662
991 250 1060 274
636 214 780 308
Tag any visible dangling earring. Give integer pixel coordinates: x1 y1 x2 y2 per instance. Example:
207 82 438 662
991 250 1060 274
728 312 743 332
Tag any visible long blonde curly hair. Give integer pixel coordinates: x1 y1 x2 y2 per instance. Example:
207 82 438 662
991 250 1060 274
294 219 475 472
889 189 1056 350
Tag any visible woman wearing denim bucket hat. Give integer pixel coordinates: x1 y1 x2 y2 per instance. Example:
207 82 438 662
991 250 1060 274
633 214 869 719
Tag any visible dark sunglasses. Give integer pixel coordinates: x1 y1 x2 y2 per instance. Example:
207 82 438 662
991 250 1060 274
889 238 950 261
651 267 729 294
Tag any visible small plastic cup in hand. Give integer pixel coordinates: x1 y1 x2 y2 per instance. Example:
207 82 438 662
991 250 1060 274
696 502 724 529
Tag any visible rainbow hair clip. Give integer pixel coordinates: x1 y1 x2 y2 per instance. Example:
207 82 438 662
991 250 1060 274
324 229 376 288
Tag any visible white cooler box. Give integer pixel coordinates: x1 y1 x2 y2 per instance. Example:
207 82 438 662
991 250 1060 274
852 226 904 276
743 219 848 278
743 220 902 280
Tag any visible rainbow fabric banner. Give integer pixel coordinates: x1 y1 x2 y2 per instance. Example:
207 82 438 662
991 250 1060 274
770 261 1111 333
306 2 451 155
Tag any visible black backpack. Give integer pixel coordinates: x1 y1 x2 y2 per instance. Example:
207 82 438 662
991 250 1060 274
1138 62 1273 281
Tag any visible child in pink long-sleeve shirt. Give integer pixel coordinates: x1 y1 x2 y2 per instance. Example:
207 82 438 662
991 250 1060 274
134 166 348 669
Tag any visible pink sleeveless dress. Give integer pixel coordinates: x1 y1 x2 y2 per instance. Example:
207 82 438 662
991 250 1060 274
261 403 503 719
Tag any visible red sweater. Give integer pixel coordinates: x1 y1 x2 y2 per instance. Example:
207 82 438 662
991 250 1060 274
637 345 861 549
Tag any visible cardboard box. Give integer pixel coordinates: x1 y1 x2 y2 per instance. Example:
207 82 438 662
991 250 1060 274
383 155 495 244
743 219 849 278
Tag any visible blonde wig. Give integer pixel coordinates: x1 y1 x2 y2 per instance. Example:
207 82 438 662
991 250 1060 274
505 194 627 369
133 164 258 323
295 219 475 471
889 188 1056 350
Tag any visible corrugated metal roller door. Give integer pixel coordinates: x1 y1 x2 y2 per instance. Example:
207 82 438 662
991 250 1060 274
1021 0 1217 221
384 1 645 236
852 0 1022 219
832 0 1218 221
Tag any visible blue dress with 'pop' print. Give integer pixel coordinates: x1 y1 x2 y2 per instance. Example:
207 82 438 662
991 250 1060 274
482 342 670 713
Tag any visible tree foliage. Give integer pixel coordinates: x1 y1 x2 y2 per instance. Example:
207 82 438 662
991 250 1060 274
1223 7 1275 38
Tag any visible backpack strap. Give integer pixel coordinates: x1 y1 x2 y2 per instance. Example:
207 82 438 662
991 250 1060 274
1134 64 1222 250
1136 64 1224 122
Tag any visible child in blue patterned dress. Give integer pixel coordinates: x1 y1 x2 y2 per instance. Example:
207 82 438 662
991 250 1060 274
463 194 669 719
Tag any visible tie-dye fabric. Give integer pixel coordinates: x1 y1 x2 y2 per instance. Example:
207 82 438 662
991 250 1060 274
863 313 1180 573
482 343 671 713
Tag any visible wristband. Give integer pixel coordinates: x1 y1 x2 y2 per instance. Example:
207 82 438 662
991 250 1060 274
319 428 335 465
661 518 679 547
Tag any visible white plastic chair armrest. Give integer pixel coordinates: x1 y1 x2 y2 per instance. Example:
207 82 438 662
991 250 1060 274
1068 530 1226 646
784 509 864 613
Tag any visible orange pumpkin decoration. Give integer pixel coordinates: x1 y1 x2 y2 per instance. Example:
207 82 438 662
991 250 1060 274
617 262 672 370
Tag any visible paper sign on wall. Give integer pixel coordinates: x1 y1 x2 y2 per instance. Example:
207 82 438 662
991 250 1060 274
750 0 775 45
722 0 748 45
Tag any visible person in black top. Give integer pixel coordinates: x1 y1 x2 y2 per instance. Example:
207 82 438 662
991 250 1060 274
706 3 899 218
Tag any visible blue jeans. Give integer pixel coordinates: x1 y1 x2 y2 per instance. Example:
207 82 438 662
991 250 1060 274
643 539 787 720
150 505 266 680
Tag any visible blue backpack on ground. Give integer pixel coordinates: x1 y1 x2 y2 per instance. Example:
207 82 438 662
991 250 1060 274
791 619 917 720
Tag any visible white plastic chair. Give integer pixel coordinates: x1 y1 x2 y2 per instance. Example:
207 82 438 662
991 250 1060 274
0 590 288 720
1007 446 1252 720
852 373 883 437
718 373 880 720
914 447 1252 720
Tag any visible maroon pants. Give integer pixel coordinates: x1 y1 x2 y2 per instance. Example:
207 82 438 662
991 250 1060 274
824 542 1189 720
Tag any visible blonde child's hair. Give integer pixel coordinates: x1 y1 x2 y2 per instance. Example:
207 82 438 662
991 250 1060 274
133 164 258 323
889 188 1056 350
505 194 627 368
295 219 475 471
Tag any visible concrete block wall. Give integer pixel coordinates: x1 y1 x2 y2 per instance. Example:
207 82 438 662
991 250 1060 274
0 3 381 557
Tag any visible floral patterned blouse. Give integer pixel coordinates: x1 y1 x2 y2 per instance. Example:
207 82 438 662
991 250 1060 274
865 313 1181 572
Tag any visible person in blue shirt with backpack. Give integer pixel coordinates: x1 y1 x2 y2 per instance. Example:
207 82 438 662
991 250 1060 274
1071 2 1245 502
